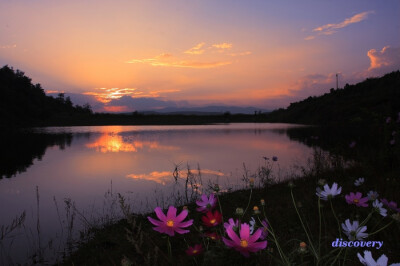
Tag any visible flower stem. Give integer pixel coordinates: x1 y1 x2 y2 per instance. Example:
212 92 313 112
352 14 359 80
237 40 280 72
368 221 394 236
167 236 172 262
291 188 319 261
330 200 342 239
243 188 253 217
262 206 290 265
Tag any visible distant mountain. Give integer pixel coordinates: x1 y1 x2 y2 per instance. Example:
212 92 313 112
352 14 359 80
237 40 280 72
142 106 270 115
265 70 400 125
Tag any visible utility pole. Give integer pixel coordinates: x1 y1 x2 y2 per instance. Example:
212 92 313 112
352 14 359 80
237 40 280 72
336 73 339 90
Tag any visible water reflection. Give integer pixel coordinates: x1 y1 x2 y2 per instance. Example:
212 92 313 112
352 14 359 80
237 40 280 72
0 131 75 179
86 134 179 153
126 169 224 185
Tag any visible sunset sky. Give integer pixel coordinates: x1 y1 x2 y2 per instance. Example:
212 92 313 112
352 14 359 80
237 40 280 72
1 0 399 112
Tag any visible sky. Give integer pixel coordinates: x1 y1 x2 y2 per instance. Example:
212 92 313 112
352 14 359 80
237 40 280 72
1 0 399 112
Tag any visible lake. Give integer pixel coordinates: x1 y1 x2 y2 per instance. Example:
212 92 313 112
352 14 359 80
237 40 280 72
0 123 314 264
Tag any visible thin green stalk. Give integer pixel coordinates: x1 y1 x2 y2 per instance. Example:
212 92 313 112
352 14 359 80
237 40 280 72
330 247 344 265
243 188 253 217
318 198 322 256
167 236 172 263
330 200 342 239
262 206 290 265
342 247 348 266
291 189 319 261
216 193 224 224
359 212 373 227
368 221 394 236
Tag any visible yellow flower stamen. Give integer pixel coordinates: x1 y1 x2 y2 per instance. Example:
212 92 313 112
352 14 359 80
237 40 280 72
193 249 198 254
240 239 248 248
210 219 216 224
166 220 174 227
353 199 359 204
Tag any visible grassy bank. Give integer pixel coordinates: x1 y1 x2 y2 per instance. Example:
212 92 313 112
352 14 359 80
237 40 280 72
60 150 400 266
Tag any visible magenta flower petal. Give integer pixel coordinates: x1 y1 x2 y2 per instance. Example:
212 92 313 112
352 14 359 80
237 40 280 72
175 209 189 223
147 206 193 237
167 206 177 220
223 221 267 257
174 228 190 234
148 216 164 227
226 226 241 243
176 219 194 228
247 241 267 252
222 237 236 248
249 228 262 243
239 223 250 240
154 207 166 221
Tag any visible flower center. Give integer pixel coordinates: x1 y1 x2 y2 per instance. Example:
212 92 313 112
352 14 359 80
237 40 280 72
166 220 174 227
240 239 248 248
210 219 216 224
206 203 212 209
193 249 198 254
353 199 359 203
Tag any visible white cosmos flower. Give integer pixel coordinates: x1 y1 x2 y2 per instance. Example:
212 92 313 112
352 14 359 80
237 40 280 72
316 182 342 201
367 190 379 201
249 217 256 234
354 177 365 186
373 200 387 217
357 250 400 266
341 219 368 241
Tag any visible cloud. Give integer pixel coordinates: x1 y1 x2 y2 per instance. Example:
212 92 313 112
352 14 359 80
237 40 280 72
83 87 137 103
103 106 130 112
126 55 231 69
212 43 233 50
306 11 374 40
0 44 17 49
229 51 252 57
367 46 400 72
184 42 205 55
304 36 315 41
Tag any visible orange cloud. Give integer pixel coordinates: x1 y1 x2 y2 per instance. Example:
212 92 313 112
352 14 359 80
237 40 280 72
103 106 129 112
313 11 374 35
126 57 231 69
0 44 17 49
83 87 137 103
184 42 206 55
304 36 315 41
367 46 400 70
229 51 252 57
212 43 233 49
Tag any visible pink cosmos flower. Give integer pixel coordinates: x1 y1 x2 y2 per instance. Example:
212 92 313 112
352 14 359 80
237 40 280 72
185 244 203 256
222 223 267 257
345 192 369 207
202 210 222 227
204 232 221 241
196 194 217 213
147 206 193 236
381 198 400 212
223 218 239 231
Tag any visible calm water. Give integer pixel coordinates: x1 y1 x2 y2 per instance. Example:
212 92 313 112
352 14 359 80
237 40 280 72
0 123 313 264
